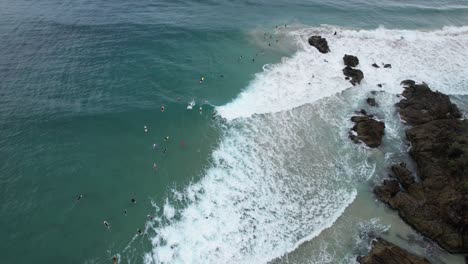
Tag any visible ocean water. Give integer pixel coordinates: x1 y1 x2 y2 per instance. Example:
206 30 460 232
1 1 468 263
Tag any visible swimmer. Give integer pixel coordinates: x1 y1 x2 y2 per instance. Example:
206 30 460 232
152 143 158 150
131 198 136 204
252 58 255 62
177 96 181 102
76 194 83 201
144 125 148 133
199 106 202 113
147 215 154 220
137 228 142 235
153 163 158 170
124 209 127 215
268 43 271 47
113 256 118 264
163 148 167 154
161 105 165 112
103 220 110 229
199 76 205 84
334 31 337 36
164 136 170 142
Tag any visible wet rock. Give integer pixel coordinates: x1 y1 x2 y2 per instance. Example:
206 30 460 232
349 115 385 148
376 81 468 254
372 63 380 68
357 238 431 264
367 98 378 107
308 35 330 53
344 54 359 67
384 64 392 68
374 180 400 203
343 66 364 85
396 80 461 125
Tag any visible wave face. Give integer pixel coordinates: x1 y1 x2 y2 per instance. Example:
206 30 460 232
143 26 468 264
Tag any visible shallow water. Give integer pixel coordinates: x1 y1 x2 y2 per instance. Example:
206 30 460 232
1 1 468 263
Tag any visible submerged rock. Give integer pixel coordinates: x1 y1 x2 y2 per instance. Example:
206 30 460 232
367 98 378 107
308 35 330 53
376 81 468 254
357 238 431 264
344 54 359 67
349 114 385 148
343 66 364 85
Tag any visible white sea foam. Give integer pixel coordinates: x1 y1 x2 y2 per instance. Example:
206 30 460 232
143 26 468 264
217 25 468 120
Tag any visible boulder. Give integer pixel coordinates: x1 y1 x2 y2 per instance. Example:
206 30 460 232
357 238 431 264
343 66 364 85
308 36 330 53
349 115 385 148
344 54 360 67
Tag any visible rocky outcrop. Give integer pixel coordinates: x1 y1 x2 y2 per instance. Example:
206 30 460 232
375 81 468 254
357 238 431 264
343 66 364 86
396 80 461 125
308 36 330 53
349 114 385 148
344 54 359 67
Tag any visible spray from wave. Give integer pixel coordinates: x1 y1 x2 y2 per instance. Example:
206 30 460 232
143 25 468 264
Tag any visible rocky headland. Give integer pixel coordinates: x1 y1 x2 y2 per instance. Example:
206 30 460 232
375 81 468 254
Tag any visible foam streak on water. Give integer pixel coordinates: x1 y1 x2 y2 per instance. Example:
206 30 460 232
144 26 468 264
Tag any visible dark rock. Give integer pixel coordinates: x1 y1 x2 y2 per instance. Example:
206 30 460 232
367 98 378 107
374 180 400 203
357 238 431 264
384 64 392 68
372 63 380 68
308 35 330 53
349 115 385 148
343 66 364 85
377 84 383 88
396 81 462 125
375 81 468 254
344 54 359 67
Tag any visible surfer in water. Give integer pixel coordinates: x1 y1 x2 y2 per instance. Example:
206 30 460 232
103 220 110 229
161 105 165 112
153 163 158 170
76 194 83 201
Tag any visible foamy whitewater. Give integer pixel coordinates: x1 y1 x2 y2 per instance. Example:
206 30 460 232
143 26 468 264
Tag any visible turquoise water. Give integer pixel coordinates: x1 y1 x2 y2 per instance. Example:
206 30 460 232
1 1 468 263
